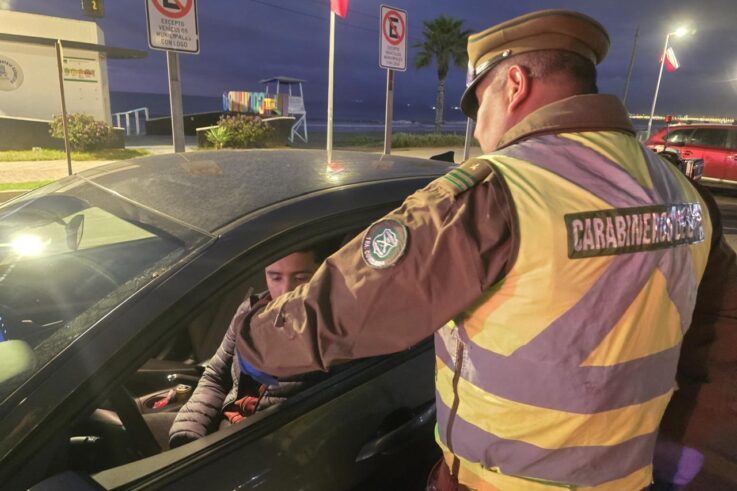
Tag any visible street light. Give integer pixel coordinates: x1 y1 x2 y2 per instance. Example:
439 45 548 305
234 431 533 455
646 26 692 139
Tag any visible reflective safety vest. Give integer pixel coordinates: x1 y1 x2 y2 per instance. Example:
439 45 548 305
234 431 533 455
435 131 713 490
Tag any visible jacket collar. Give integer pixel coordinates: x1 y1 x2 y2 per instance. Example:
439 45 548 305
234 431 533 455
496 94 635 150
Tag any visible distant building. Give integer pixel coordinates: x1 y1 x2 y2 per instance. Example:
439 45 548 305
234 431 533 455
0 10 112 122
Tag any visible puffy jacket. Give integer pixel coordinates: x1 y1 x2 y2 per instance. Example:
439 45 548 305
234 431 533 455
169 294 328 448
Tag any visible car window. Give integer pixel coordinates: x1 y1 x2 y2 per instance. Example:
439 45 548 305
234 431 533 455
688 128 728 148
0 178 212 402
663 129 693 144
727 130 737 150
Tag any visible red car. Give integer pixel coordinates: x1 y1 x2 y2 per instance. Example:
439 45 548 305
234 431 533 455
646 124 737 187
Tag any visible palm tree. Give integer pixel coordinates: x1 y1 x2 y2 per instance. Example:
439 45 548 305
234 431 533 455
414 16 471 132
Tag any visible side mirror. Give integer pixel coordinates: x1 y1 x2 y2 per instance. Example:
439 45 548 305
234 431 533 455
430 150 455 163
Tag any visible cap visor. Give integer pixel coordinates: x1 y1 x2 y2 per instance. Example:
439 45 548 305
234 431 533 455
460 64 495 120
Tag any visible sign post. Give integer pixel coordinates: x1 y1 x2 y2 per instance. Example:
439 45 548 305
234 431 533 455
379 5 407 156
55 40 73 176
145 0 199 153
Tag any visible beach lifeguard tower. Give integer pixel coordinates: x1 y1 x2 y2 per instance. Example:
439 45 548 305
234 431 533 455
260 76 308 143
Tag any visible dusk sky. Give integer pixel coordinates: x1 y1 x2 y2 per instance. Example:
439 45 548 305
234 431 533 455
5 0 737 121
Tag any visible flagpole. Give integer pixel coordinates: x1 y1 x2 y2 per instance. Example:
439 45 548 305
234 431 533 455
622 26 639 109
327 10 336 164
646 32 672 140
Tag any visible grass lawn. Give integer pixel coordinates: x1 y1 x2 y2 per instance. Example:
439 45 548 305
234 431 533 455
0 148 150 162
0 180 53 191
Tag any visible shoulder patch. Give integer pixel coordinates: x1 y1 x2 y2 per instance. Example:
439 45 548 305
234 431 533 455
362 218 408 269
439 158 494 195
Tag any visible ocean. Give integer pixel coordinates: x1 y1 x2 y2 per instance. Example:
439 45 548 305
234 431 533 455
110 91 470 133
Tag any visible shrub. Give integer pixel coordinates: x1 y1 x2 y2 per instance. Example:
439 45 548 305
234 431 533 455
206 125 232 150
218 114 273 148
392 132 468 148
49 113 114 151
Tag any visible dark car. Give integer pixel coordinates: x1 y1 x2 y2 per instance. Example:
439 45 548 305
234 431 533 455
646 124 737 186
0 150 448 491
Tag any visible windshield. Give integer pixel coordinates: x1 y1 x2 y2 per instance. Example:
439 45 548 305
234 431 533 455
0 176 211 399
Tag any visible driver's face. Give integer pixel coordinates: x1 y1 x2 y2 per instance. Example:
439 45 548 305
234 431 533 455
265 251 319 298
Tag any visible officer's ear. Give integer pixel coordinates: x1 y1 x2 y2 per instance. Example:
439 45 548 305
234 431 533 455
505 65 531 113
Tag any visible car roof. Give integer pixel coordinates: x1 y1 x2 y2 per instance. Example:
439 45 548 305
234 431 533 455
77 149 450 233
661 123 737 130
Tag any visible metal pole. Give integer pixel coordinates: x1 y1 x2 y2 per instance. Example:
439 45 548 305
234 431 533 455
463 118 475 161
383 69 394 156
55 40 73 176
327 11 336 163
622 26 639 108
167 51 186 153
647 33 671 140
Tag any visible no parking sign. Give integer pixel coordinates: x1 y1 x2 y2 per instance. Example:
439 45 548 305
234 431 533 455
146 0 200 54
379 5 407 71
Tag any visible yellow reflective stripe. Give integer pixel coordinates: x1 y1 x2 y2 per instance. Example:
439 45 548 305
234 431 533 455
436 363 672 448
559 132 654 190
582 269 683 366
463 158 615 355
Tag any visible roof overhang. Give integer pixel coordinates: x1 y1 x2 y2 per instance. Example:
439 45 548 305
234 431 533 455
259 76 306 85
0 33 147 59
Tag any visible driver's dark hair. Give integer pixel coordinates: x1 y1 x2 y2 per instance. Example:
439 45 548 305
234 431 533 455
489 49 598 95
293 241 336 265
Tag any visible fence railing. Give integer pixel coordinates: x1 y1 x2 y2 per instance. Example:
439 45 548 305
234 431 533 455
113 107 150 136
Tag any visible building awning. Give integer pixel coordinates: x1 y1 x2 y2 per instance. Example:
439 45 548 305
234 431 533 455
0 33 147 59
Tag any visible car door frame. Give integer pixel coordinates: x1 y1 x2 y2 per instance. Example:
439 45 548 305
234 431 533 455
3 176 440 490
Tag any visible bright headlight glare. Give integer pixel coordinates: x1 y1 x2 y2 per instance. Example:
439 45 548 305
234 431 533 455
11 234 46 256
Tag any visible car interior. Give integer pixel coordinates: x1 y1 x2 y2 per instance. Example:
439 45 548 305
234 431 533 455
59 228 366 475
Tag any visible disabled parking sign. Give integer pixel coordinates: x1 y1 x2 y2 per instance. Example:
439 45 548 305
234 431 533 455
379 5 407 71
146 0 200 54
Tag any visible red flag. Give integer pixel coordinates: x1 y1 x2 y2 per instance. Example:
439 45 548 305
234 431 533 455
330 0 349 17
661 47 680 72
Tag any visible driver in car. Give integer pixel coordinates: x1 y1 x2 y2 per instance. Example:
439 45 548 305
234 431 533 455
168 248 328 448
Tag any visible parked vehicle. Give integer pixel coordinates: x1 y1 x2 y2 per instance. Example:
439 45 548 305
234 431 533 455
0 150 448 491
647 124 737 187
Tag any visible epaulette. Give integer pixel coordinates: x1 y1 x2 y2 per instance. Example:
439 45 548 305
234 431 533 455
439 158 494 196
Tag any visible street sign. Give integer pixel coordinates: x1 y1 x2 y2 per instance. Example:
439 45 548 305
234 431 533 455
81 0 104 18
379 5 407 71
145 0 200 54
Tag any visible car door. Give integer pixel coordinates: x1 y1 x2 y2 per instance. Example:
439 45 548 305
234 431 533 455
683 128 729 180
21 195 440 491
722 129 737 182
92 345 438 491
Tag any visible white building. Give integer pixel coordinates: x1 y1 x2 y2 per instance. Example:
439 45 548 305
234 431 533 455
0 11 119 123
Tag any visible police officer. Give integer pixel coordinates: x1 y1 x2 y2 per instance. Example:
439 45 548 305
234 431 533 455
237 10 737 490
